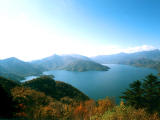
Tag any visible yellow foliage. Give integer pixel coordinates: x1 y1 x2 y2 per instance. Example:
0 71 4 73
11 86 160 120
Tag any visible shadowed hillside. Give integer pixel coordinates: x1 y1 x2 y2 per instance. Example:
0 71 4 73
23 75 89 101
0 75 159 120
0 57 44 81
31 54 109 72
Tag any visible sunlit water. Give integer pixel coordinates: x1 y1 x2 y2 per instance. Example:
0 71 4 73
21 64 158 103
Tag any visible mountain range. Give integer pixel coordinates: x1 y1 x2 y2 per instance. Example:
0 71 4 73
1 49 160 81
0 55 109 81
0 57 43 81
31 54 109 72
92 49 160 72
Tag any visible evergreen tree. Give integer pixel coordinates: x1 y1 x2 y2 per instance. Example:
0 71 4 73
121 80 144 109
142 74 160 113
121 74 160 113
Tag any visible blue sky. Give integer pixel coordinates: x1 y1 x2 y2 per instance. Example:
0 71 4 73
0 0 160 61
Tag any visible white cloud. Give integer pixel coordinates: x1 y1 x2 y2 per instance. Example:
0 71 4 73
89 45 157 57
124 45 156 53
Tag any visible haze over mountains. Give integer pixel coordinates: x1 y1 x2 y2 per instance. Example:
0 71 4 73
0 54 109 81
1 49 160 81
31 54 109 72
0 57 43 81
92 49 160 71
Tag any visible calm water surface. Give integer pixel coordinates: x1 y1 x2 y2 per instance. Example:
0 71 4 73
22 64 158 103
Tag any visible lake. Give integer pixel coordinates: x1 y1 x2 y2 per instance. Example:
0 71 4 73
22 64 158 103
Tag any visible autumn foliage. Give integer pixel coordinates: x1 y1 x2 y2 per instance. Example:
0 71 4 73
72 98 115 120
0 75 160 120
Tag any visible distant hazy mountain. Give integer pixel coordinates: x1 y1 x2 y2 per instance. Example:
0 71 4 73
91 53 128 64
119 58 160 71
0 54 109 81
31 54 109 72
0 57 43 81
92 49 160 64
91 49 160 71
62 54 90 61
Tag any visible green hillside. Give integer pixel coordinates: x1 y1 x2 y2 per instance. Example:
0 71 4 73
0 57 44 81
60 59 109 72
0 54 110 81
23 75 89 101
0 75 90 119
31 54 109 72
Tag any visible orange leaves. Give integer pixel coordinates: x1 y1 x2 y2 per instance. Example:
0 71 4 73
18 103 26 109
72 98 115 120
95 97 115 115
74 103 87 114
73 100 96 119
41 105 60 118
73 103 88 120
120 99 124 106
